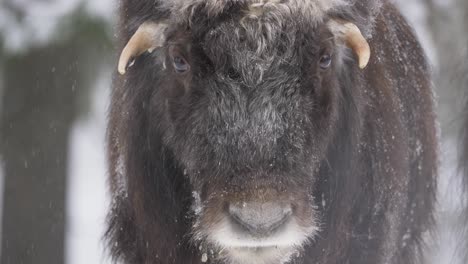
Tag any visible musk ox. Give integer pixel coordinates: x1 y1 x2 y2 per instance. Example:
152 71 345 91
106 0 437 263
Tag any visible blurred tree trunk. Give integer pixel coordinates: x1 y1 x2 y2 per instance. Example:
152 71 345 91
1 46 77 264
423 0 467 136
0 13 112 264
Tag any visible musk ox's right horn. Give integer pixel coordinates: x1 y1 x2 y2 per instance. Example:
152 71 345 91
328 20 371 69
118 22 169 75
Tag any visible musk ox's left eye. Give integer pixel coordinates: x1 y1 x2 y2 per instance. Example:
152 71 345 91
173 56 190 73
319 54 332 69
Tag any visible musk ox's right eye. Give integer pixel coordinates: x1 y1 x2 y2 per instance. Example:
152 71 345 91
319 54 332 69
173 56 190 73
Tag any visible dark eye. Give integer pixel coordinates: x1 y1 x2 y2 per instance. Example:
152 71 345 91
319 54 332 69
173 56 190 73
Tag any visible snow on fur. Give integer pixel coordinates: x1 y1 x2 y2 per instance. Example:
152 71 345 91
163 0 350 23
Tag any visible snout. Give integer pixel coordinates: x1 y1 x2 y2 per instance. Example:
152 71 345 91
192 190 320 263
228 202 292 237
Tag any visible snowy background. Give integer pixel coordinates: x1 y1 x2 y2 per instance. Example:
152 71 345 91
0 0 466 263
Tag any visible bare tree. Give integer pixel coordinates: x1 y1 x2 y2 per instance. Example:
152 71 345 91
0 11 112 264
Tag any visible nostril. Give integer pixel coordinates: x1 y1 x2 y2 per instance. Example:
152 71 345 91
228 202 292 236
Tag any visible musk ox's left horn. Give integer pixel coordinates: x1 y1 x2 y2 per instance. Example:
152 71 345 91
118 22 169 75
328 20 371 69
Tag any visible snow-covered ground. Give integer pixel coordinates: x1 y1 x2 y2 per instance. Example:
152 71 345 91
66 69 112 264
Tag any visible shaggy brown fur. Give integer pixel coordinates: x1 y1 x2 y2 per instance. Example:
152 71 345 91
106 1 437 263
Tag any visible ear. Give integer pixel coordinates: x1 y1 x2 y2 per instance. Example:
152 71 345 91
118 21 169 75
327 20 371 69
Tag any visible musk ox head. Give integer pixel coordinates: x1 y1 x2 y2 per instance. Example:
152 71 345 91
117 0 370 263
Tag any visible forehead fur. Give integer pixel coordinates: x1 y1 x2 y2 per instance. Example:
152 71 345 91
164 0 350 24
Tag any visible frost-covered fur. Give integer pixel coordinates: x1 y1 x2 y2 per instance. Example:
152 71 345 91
106 1 437 264
163 0 349 24
195 216 320 264
159 0 384 37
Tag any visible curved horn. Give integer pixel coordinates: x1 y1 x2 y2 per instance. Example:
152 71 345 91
328 20 371 69
118 22 169 75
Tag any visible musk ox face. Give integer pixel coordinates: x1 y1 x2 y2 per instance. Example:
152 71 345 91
164 22 335 263
118 1 370 263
